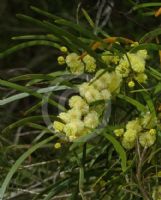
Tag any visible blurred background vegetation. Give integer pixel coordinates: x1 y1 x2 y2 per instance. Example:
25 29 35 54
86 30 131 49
0 0 160 73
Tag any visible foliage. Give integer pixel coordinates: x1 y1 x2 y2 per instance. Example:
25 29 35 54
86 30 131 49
0 1 161 200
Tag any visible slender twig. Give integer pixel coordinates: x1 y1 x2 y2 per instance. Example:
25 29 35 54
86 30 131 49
6 189 94 200
79 143 87 200
19 159 59 169
136 141 150 200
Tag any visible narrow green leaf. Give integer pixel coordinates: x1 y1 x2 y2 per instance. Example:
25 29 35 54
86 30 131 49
16 14 79 53
0 40 60 59
54 19 101 42
81 8 95 28
103 132 127 172
16 14 107 68
27 122 53 133
31 7 99 41
0 93 29 106
130 43 161 53
0 79 66 111
43 20 106 67
154 82 161 95
2 115 57 134
142 92 156 118
31 6 99 41
12 34 59 41
117 94 146 112
30 6 60 20
9 74 54 82
24 102 42 116
140 11 155 16
0 85 69 106
139 28 161 43
10 71 69 86
149 67 161 78
132 3 161 10
43 178 76 200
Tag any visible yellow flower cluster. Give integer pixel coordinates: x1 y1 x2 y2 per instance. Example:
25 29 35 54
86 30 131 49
114 113 157 150
53 94 100 141
53 67 123 141
55 46 155 145
79 69 122 103
83 54 96 72
64 53 96 74
115 50 148 83
66 53 84 75
101 51 119 65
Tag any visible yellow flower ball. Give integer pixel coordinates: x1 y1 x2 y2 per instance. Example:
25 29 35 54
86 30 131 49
129 53 145 73
57 56 65 65
66 53 84 75
149 128 156 136
139 131 156 148
84 111 99 129
69 95 89 115
67 109 82 121
60 46 68 53
134 73 147 83
79 82 89 97
83 54 96 72
91 79 107 91
58 112 70 123
54 142 61 149
101 51 119 65
114 128 124 137
95 69 111 86
131 42 139 47
63 120 84 140
141 112 157 129
53 121 65 132
69 95 83 107
115 61 130 77
137 50 148 60
100 89 111 100
128 81 135 88
122 138 135 150
84 87 102 103
116 52 146 76
126 118 142 133
123 129 137 143
101 51 112 64
80 83 102 103
108 72 122 93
